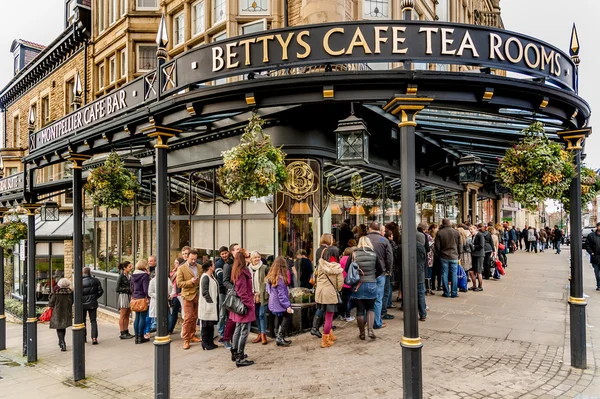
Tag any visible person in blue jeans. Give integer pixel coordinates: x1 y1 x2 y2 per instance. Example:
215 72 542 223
366 222 394 329
416 223 430 320
373 274 386 328
434 218 462 298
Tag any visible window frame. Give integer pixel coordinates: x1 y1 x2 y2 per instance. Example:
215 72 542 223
98 63 105 89
212 0 227 25
65 78 75 114
239 18 267 35
109 55 117 84
98 0 105 33
41 95 50 127
192 0 206 37
120 0 127 16
362 0 390 20
136 44 158 72
12 115 19 148
173 12 185 47
136 0 159 11
120 49 127 78
109 0 117 25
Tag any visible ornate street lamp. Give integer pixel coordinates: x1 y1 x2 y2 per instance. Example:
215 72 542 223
335 103 370 165
40 201 59 222
458 155 483 184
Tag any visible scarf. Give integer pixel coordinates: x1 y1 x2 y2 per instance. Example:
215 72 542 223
250 263 262 294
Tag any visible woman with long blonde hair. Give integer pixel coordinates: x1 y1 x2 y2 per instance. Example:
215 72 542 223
350 236 380 340
265 257 293 346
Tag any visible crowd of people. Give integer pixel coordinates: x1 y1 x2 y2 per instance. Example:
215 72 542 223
44 218 570 366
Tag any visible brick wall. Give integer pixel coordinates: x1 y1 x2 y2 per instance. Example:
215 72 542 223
64 239 74 279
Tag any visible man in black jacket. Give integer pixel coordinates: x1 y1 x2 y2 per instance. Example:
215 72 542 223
585 222 600 291
367 221 394 328
215 246 231 340
553 226 563 254
82 267 104 344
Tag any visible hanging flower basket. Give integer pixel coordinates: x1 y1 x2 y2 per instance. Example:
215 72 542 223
217 113 287 201
560 166 600 211
84 151 140 209
496 122 575 209
0 213 27 256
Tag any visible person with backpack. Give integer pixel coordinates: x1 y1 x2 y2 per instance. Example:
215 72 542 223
351 236 381 340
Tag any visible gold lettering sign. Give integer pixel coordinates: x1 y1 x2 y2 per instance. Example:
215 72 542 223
284 161 318 200
351 172 363 201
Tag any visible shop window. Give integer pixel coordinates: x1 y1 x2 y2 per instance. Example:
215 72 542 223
41 95 50 126
120 49 127 78
35 242 65 303
363 0 389 19
65 79 75 113
173 12 185 47
98 0 105 32
240 19 266 35
98 63 105 89
213 0 226 25
109 56 116 83
137 0 158 10
137 44 157 72
239 0 269 15
193 0 205 36
121 219 134 265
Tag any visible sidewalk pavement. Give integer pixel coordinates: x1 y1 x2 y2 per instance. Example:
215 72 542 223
0 248 599 399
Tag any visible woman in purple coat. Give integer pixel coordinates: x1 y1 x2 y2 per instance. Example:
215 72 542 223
230 250 256 367
266 257 294 347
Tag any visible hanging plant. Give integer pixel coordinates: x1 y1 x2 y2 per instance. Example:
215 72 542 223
217 113 287 201
0 212 27 256
560 166 600 211
496 122 575 209
84 151 140 209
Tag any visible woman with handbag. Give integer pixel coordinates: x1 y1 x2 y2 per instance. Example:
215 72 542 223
249 251 269 345
48 278 73 352
199 260 219 350
310 233 339 339
116 261 134 339
130 259 151 344
265 256 294 347
314 247 344 348
351 237 380 340
230 250 256 367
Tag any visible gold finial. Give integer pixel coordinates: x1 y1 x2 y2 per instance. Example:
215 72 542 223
570 23 580 57
156 13 168 48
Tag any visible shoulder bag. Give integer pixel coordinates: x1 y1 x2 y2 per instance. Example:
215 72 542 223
344 252 363 286
130 298 149 312
223 288 247 315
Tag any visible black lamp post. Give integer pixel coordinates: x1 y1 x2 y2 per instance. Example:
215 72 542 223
458 155 483 184
335 103 370 165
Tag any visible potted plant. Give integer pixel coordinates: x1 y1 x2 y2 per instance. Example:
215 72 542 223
496 122 575 209
84 151 140 209
217 113 287 201
0 212 27 256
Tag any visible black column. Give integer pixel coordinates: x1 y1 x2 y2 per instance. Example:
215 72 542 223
569 148 586 369
70 156 89 381
0 215 5 351
154 133 171 397
385 94 432 399
25 205 38 362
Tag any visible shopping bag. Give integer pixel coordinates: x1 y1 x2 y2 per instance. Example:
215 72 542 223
457 266 468 291
39 307 53 323
496 259 506 276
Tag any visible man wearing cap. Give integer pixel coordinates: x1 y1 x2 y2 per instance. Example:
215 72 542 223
585 222 600 291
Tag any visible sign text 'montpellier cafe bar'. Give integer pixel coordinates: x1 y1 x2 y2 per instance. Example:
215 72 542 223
6 16 591 399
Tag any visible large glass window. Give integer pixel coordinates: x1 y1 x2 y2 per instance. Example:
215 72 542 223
193 1 205 36
137 0 158 9
213 0 226 25
137 44 157 72
363 0 389 19
34 242 65 303
173 12 184 47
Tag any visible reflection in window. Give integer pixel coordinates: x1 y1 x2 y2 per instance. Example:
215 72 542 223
35 242 65 303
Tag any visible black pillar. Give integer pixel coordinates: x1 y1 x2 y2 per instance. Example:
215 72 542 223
558 128 591 370
384 93 432 399
70 156 89 381
283 0 288 27
0 207 6 350
24 204 38 362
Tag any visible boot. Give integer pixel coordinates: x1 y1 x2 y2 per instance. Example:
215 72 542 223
329 330 337 342
261 333 268 345
356 315 365 340
135 334 140 344
276 327 291 347
59 340 67 352
139 335 149 344
123 329 134 339
367 311 376 339
321 333 333 348
236 352 254 368
310 314 323 338
230 348 238 362
252 333 262 344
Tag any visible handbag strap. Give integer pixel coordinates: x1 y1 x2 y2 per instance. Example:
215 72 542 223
324 271 339 291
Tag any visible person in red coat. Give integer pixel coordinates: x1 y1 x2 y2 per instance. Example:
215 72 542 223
229 250 256 367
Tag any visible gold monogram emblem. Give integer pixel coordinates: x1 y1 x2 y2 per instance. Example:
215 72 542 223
284 161 317 200
351 172 363 200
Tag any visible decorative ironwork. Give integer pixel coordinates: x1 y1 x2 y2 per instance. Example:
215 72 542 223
350 172 363 201
41 201 59 221
162 63 177 91
283 161 318 201
144 72 157 100
335 104 370 165
458 155 483 184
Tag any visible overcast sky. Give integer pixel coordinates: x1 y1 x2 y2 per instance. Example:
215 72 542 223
0 0 597 168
